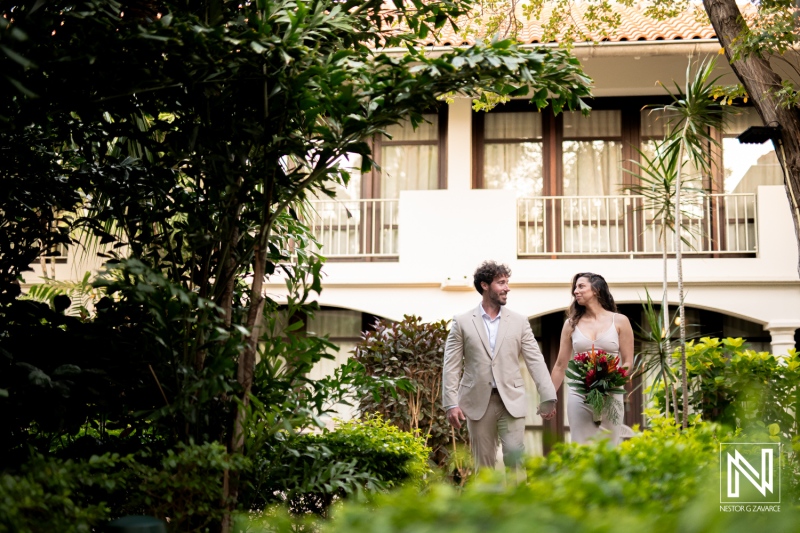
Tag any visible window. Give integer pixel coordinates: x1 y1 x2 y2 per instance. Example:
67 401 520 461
481 112 544 196
377 113 444 198
474 99 759 257
562 110 622 196
722 108 783 194
307 108 447 260
562 110 625 253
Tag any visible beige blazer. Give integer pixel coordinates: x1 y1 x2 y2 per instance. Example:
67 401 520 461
442 305 556 420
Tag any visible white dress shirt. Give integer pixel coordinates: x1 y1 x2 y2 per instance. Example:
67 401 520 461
480 303 501 357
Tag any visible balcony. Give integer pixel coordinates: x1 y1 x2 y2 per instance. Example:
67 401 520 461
517 193 757 258
308 199 399 259
309 193 757 261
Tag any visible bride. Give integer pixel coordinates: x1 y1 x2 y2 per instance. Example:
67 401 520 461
550 272 634 445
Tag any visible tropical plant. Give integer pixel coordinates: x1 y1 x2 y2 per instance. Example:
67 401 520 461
1 0 593 525
622 57 733 428
682 338 800 441
631 288 706 423
241 415 431 516
654 57 733 428
21 272 100 319
353 315 470 477
624 139 704 360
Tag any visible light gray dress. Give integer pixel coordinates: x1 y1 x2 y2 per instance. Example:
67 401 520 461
568 313 624 446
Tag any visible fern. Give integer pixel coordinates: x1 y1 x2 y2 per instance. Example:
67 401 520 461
21 272 100 318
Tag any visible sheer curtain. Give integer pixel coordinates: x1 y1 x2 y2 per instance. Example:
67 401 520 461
378 114 439 254
562 110 622 196
483 112 545 253
380 113 439 198
483 112 544 196
562 110 624 253
380 145 438 198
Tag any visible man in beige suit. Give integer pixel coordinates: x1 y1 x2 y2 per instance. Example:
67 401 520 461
443 261 557 469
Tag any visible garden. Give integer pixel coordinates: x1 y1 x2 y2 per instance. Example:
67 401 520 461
2 0 800 531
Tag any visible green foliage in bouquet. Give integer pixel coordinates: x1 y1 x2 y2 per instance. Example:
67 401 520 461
565 348 628 425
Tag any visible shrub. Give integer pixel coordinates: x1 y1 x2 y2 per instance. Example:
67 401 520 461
241 415 431 515
0 443 249 533
115 442 250 531
682 338 800 440
353 315 468 471
238 416 800 533
0 454 115 533
526 413 718 515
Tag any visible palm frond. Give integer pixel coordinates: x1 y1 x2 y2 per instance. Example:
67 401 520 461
22 271 100 317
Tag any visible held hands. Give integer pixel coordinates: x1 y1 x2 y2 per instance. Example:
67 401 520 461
446 406 466 429
537 400 557 420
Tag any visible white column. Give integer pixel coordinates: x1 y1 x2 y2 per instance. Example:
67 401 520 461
446 98 473 191
765 320 800 356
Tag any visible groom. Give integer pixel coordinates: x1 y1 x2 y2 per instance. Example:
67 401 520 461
442 260 557 469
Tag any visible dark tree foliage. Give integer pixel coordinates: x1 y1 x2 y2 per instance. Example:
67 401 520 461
0 0 591 522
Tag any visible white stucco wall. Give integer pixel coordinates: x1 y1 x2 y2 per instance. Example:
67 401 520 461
296 185 800 335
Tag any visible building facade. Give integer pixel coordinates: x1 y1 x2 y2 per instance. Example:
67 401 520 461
27 6 800 454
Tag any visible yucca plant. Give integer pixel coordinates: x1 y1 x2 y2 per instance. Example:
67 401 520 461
632 288 703 422
625 140 705 362
650 57 733 428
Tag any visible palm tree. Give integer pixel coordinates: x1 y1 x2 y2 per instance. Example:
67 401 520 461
626 147 703 421
651 57 731 428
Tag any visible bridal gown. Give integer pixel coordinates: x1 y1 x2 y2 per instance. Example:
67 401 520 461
568 313 625 446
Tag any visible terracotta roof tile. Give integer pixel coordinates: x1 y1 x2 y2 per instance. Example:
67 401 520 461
417 3 756 46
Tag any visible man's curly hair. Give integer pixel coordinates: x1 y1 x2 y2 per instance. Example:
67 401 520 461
473 260 511 295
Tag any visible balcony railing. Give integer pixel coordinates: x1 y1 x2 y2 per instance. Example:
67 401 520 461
308 199 399 258
518 193 757 257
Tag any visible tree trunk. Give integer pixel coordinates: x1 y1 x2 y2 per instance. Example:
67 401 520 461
675 142 688 429
222 233 269 533
703 0 800 275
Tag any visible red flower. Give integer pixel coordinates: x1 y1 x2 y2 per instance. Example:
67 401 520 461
585 368 596 384
619 368 628 377
574 353 588 363
598 355 607 364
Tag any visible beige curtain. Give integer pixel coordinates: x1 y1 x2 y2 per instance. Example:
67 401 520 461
380 145 438 198
562 110 622 196
483 112 544 196
484 143 544 196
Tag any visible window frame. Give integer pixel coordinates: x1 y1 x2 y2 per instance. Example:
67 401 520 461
367 105 448 199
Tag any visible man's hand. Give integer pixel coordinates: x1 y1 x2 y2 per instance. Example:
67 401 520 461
537 400 557 420
447 406 466 429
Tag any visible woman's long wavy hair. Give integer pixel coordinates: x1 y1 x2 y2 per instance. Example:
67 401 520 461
567 272 618 328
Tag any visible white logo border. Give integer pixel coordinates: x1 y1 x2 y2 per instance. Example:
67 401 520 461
720 442 782 504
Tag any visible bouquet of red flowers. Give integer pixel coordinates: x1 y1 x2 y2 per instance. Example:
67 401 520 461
565 347 628 425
